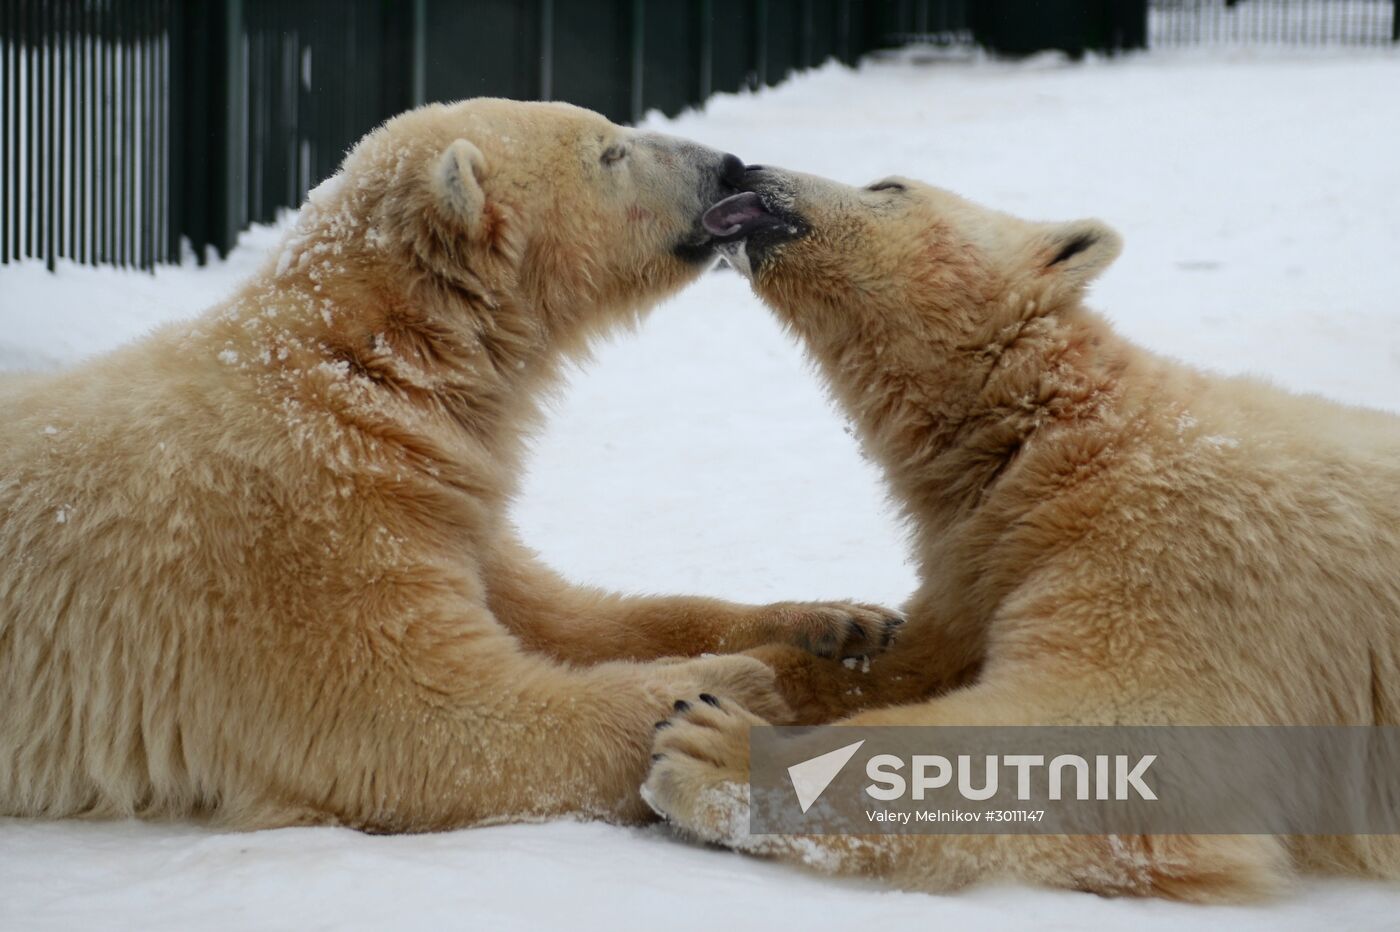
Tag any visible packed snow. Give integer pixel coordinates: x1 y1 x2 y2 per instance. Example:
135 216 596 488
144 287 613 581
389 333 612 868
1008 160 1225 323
4 45 1400 931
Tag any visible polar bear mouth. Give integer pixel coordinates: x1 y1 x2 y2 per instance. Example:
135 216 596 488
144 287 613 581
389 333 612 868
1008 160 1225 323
702 192 783 240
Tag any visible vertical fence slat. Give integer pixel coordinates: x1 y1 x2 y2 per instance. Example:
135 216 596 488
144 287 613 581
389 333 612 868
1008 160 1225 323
84 0 92 263
69 0 78 261
137 0 146 268
225 0 240 256
257 15 267 222
754 0 768 89
630 0 644 124
77 0 87 264
58 0 69 261
1 0 10 264
101 0 112 266
9 0 19 261
44 0 55 270
5 0 16 262
279 23 291 215
118 0 127 268
3 0 9 261
5 0 14 261
90 0 100 264
699 0 714 100
540 0 554 100
102 0 112 266
122 2 133 268
806 0 818 66
246 10 256 224
3 0 10 262
24 0 34 260
166 0 178 262
112 1 121 267
123 0 131 266
134 0 143 268
248 3 258 229
32 0 40 263
146 0 157 269
159 0 168 263
64 0 72 262
285 27 296 210
149 0 158 264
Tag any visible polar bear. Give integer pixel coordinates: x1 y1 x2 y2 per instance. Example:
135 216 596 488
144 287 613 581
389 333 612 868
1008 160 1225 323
0 101 903 832
644 167 1400 899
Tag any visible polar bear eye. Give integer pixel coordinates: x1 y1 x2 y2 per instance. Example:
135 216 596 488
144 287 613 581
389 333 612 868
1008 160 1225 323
867 180 907 193
601 144 629 166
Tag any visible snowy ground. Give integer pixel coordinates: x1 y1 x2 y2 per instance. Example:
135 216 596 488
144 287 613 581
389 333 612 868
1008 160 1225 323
4 46 1400 931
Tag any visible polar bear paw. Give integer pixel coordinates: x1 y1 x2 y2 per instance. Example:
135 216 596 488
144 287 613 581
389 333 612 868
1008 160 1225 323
746 600 904 660
641 693 764 846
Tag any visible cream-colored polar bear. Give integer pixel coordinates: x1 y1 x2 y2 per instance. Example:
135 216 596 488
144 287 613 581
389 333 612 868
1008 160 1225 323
0 101 902 832
644 167 1400 900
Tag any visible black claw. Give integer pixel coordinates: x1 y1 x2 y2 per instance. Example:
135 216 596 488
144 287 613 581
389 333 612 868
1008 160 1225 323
654 720 672 730
699 693 720 707
673 699 691 713
651 753 665 762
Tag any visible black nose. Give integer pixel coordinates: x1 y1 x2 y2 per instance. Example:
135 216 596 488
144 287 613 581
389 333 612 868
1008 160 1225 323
720 153 746 188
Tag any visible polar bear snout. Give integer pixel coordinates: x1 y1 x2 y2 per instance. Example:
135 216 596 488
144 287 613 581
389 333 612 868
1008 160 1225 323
702 166 809 272
648 136 755 265
719 153 747 189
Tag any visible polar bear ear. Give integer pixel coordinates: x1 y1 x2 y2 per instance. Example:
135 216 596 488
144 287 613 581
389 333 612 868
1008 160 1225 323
433 139 489 236
1036 219 1122 290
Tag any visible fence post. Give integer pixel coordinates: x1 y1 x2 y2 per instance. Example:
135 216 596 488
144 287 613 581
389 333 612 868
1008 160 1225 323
1114 0 1149 51
630 0 644 123
699 0 713 100
539 0 554 101
222 0 243 252
753 0 768 88
173 0 242 262
800 0 814 69
1 0 9 264
411 0 426 106
45 0 56 270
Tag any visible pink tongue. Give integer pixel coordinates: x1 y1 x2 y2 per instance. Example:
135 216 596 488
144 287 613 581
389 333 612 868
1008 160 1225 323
703 192 769 237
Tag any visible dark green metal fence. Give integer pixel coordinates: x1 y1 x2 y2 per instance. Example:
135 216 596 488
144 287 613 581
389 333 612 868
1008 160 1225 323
3 0 915 269
0 1 1157 271
1149 0 1398 47
2 0 175 269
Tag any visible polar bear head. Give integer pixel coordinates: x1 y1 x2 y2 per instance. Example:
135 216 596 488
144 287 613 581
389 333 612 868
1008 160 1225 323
297 99 744 350
700 166 1121 349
